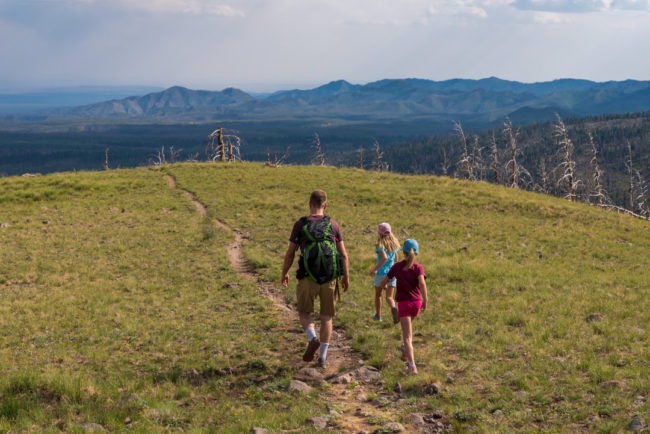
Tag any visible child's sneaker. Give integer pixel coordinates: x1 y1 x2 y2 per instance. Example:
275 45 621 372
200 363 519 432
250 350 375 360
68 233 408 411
400 343 408 361
405 364 418 375
316 357 328 368
302 338 320 362
391 306 399 324
371 314 382 321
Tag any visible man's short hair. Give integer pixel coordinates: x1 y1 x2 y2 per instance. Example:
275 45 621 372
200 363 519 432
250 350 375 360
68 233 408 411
310 190 327 208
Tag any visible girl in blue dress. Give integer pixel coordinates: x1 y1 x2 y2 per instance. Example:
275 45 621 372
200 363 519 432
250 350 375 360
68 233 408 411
369 222 400 323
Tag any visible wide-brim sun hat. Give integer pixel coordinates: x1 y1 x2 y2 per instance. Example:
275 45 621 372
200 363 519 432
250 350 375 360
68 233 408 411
378 222 392 236
403 239 419 254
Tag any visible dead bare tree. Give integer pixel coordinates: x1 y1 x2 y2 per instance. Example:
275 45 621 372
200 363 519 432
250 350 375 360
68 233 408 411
218 127 226 162
587 132 607 206
626 141 634 211
471 136 486 181
634 170 649 218
224 135 241 162
185 151 200 163
454 121 473 180
490 132 499 184
205 127 242 162
103 148 110 170
503 118 530 188
554 115 580 201
154 146 167 165
168 145 182 164
536 159 551 194
313 133 325 166
373 140 384 172
440 148 449 176
265 147 290 168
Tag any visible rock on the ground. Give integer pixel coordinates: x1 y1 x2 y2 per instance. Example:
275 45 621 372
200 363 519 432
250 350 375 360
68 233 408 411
377 422 405 433
305 416 329 429
408 413 426 425
629 416 644 432
143 408 162 419
298 367 325 381
78 423 106 432
425 383 441 395
250 427 269 434
288 380 312 394
328 365 381 384
586 313 604 322
117 393 141 408
394 382 402 393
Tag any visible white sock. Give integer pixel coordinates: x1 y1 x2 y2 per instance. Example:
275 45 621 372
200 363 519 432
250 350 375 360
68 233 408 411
319 342 329 360
306 327 317 342
408 362 416 368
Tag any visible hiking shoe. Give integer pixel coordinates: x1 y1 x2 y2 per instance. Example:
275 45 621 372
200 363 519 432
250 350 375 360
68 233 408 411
316 357 328 368
372 314 382 322
391 306 399 324
400 344 408 362
405 364 418 375
302 338 320 362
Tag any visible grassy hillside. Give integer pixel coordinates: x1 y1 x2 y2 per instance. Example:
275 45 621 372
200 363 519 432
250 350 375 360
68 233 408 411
1 162 648 432
0 168 321 432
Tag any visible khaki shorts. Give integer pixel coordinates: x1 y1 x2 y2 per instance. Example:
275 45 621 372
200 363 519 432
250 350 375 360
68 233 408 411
296 278 336 317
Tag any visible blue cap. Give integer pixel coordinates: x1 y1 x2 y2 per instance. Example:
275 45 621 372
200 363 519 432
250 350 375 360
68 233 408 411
403 239 419 254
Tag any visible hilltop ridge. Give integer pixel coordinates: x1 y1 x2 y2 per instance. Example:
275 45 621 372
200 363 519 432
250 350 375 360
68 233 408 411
0 163 648 432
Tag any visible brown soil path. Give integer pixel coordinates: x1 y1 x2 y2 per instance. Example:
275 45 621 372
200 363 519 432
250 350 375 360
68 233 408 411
166 173 410 433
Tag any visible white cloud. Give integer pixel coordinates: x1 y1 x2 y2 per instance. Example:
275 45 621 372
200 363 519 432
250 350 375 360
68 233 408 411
275 0 507 25
533 10 572 21
610 0 650 10
69 0 246 16
513 0 649 12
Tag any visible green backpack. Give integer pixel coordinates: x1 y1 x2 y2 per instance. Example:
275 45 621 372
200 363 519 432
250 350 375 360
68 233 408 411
297 216 343 284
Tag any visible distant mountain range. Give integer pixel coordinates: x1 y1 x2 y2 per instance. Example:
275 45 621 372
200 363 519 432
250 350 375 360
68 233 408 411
50 77 650 124
0 86 163 114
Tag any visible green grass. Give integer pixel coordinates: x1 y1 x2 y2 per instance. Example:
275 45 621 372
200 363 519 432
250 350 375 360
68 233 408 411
0 162 648 432
0 168 325 432
169 162 649 432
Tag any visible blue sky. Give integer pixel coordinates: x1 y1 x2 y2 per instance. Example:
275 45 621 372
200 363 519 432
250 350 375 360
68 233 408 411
1 0 649 91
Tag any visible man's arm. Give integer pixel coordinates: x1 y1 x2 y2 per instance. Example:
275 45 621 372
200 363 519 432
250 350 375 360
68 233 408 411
337 241 350 291
281 241 298 287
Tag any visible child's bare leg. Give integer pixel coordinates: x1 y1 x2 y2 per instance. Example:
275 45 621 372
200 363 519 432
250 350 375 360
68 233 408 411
374 286 383 317
400 316 414 365
385 286 396 308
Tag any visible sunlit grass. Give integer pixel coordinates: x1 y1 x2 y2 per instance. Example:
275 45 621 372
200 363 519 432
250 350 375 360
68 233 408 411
0 167 325 432
171 162 649 432
1 162 647 431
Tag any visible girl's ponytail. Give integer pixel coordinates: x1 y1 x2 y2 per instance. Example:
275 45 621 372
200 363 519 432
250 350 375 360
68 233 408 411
403 249 416 270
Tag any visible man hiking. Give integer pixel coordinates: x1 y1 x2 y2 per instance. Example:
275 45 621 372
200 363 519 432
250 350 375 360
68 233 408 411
281 190 350 367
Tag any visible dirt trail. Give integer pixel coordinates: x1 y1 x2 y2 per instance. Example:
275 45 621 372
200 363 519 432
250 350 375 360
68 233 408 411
166 173 412 433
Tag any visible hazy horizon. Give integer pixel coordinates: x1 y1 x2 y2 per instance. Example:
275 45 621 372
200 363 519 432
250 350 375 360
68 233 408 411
3 75 650 96
1 0 649 93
